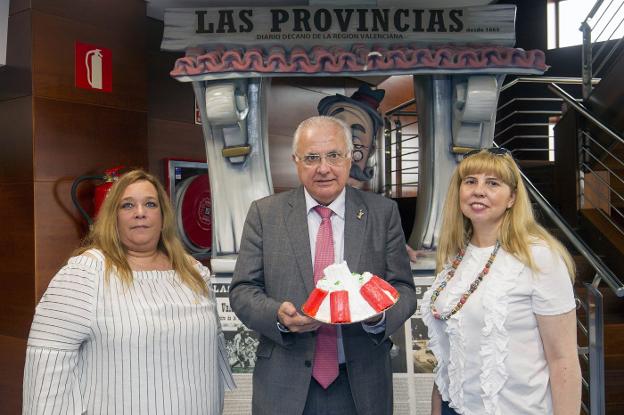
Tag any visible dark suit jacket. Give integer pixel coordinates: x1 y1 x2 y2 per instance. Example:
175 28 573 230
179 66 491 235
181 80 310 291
230 186 417 415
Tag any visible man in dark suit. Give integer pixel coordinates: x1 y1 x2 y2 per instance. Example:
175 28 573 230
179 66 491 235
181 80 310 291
229 115 417 415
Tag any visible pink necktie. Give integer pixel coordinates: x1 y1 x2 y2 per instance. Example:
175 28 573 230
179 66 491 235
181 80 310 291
312 205 339 389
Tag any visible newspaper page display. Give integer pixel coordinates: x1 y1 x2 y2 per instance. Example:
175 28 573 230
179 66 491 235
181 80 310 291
213 275 435 415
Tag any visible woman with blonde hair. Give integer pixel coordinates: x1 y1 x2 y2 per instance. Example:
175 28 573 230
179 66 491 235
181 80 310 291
421 149 581 415
23 169 234 414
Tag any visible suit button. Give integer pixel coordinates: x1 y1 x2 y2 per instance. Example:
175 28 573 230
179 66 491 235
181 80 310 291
304 360 311 367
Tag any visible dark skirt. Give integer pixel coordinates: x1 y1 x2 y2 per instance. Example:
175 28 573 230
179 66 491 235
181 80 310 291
441 400 460 415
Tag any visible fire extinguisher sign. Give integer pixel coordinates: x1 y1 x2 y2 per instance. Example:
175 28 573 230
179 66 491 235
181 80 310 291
75 41 112 92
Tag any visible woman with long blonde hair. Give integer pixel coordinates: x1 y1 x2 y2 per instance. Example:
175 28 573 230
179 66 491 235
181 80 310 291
23 169 234 415
422 149 581 415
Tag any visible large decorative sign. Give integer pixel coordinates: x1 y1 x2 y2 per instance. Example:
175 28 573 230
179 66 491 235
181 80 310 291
75 41 112 92
162 5 516 51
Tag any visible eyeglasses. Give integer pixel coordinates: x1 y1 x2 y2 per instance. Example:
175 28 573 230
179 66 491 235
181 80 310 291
463 147 511 159
294 151 350 167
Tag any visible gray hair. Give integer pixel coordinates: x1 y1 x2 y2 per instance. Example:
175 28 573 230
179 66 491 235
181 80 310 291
292 116 353 156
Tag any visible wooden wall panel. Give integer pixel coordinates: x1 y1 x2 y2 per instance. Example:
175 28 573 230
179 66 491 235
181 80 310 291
0 9 32 101
0 335 27 415
34 179 89 299
146 17 206 182
378 75 415 113
31 8 146 111
148 54 193 124
9 0 31 15
147 49 193 123
0 3 149 414
0 183 35 339
32 97 149 296
31 0 144 29
33 97 148 180
588 46 624 132
147 118 206 180
0 97 33 183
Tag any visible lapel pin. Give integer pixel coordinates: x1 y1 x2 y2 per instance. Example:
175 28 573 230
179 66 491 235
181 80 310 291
356 209 365 220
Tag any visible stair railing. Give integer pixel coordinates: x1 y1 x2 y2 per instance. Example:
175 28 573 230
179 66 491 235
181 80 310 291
549 83 624 246
510 163 612 415
534 81 624 415
496 77 595 162
384 99 419 198
581 0 624 98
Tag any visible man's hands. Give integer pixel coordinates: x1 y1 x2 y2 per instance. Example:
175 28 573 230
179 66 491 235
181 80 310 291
277 301 322 333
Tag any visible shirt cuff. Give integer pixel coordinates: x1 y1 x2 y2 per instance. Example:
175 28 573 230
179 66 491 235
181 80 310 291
277 321 290 333
361 311 386 334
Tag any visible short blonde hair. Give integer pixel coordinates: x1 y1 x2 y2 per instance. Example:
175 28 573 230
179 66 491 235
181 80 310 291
76 169 208 295
436 150 575 280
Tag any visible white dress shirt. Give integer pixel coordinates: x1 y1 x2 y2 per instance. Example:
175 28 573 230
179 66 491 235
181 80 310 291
303 188 385 363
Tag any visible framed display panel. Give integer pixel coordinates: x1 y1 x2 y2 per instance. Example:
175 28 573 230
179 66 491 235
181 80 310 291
165 159 211 259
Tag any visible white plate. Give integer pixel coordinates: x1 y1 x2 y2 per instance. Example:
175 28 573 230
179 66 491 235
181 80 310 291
302 290 398 325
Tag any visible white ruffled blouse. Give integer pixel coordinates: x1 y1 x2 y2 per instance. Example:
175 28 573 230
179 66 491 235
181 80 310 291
422 243 575 415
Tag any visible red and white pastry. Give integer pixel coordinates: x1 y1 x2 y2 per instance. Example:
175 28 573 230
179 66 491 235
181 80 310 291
302 262 399 324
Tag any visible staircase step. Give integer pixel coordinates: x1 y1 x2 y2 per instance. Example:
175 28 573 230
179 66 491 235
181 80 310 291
580 209 624 247
605 354 624 372
572 255 598 282
578 209 624 277
604 323 624 355
519 160 556 201
605 370 624 415
606 404 624 415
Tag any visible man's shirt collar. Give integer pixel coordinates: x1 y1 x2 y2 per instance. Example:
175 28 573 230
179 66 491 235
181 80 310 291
303 187 346 220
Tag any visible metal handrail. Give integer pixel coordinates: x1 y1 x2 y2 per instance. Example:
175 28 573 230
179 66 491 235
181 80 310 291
498 97 565 112
583 150 624 189
594 32 624 75
519 168 624 297
501 77 599 92
581 0 606 27
591 1 623 44
496 110 561 126
384 107 419 198
494 122 551 139
548 83 624 147
580 0 623 97
584 283 606 415
498 137 551 148
582 131 624 168
384 98 416 114
582 164 624 210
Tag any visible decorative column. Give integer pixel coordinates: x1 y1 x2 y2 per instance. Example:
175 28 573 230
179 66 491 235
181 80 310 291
191 75 273 272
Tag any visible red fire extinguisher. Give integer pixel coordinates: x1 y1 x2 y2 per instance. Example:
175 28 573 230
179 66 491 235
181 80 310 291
71 166 124 226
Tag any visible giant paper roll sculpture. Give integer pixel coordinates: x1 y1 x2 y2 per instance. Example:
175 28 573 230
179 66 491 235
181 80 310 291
452 76 499 148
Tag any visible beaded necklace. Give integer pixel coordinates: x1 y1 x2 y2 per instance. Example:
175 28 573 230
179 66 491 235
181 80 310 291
430 240 501 320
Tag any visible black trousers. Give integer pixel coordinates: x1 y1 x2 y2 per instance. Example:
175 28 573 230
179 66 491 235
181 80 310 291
442 400 460 415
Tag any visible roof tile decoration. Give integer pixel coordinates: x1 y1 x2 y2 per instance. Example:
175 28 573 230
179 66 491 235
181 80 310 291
171 44 547 80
